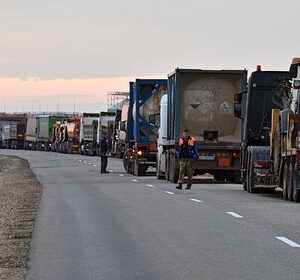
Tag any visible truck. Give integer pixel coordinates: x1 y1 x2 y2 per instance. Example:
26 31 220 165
123 79 167 176
239 59 300 202
2 123 26 149
110 109 122 158
97 112 116 155
25 116 37 150
60 116 81 153
115 101 131 159
51 121 63 152
79 113 99 156
156 69 247 183
36 115 66 151
0 114 27 148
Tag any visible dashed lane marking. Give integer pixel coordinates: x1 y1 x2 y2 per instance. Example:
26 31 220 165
78 159 82 162
226 212 243 218
146 184 154 188
190 198 203 203
165 191 174 195
132 179 139 182
93 164 97 167
276 237 300 248
119 174 125 177
109 170 114 173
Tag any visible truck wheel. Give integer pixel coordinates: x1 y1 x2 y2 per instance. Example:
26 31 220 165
248 154 256 193
282 160 289 200
165 151 170 181
288 161 294 201
134 162 147 176
293 163 300 203
169 154 179 183
123 150 133 174
156 158 164 179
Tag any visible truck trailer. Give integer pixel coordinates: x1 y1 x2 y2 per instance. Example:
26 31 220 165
36 115 66 151
79 113 99 156
60 116 81 153
97 112 116 155
2 123 26 149
239 59 300 202
156 69 247 183
25 116 37 150
123 79 167 176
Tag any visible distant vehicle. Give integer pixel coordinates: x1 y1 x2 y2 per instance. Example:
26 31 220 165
0 114 27 148
123 79 167 176
60 116 81 153
25 116 37 150
156 69 247 183
97 112 116 155
110 109 122 157
79 113 99 156
36 115 66 151
115 101 131 159
2 123 26 149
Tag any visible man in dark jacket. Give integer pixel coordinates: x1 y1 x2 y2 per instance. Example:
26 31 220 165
176 129 198 190
100 136 109 174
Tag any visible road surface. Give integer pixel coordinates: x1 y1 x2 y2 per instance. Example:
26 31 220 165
1 150 300 280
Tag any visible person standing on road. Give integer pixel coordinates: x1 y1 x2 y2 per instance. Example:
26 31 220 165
176 129 198 190
100 135 109 174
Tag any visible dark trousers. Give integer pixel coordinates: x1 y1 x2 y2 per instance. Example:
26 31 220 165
101 156 108 173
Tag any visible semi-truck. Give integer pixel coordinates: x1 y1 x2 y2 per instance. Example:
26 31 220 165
79 113 99 156
25 116 37 150
36 115 66 151
97 112 116 155
0 114 27 148
123 79 167 176
2 123 26 149
156 69 247 183
60 116 81 153
115 101 131 159
239 59 300 202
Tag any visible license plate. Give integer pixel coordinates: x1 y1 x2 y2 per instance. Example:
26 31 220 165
199 155 215 160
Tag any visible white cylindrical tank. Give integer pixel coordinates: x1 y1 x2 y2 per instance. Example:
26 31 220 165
158 94 168 145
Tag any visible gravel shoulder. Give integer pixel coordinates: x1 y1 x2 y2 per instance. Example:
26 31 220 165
0 155 41 280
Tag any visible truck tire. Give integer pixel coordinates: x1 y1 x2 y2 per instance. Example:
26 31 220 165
134 162 147 176
293 163 300 203
248 152 256 193
169 153 179 183
123 149 133 174
288 160 294 201
165 151 170 181
156 157 164 179
282 160 289 201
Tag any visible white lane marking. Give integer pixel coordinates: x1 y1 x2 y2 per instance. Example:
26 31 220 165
226 212 243 218
93 164 97 167
119 174 125 177
165 191 174 195
276 237 300 248
78 159 82 162
190 198 203 203
109 170 114 173
132 179 139 182
146 184 154 188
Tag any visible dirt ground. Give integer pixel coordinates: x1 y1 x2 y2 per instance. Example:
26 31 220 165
0 155 41 280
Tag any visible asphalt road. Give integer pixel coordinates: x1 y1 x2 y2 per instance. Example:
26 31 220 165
1 150 300 280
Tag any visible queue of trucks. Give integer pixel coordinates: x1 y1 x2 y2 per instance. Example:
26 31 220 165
1 57 300 202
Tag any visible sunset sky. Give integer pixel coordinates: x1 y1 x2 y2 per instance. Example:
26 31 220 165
0 0 299 112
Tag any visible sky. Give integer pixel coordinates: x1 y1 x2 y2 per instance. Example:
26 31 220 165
0 0 299 112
